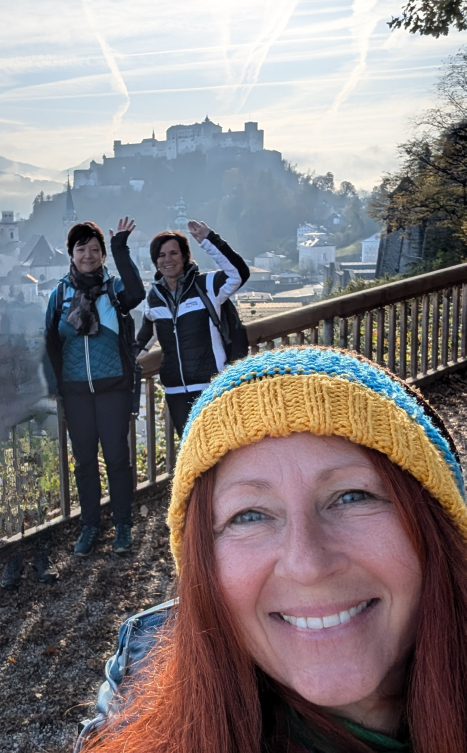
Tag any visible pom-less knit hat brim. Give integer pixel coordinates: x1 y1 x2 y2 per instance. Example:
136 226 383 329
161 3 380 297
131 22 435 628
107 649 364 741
168 347 466 570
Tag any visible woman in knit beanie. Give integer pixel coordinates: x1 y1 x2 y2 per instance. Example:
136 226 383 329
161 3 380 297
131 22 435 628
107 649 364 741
85 346 467 753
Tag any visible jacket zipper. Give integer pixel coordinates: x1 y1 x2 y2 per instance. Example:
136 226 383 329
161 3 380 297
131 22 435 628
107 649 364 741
155 277 195 394
84 335 94 393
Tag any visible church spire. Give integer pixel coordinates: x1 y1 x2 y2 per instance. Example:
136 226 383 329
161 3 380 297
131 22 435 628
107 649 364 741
63 174 78 235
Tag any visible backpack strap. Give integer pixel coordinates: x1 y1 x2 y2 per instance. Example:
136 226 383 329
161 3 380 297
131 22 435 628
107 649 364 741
55 280 67 316
194 279 232 347
104 276 119 310
194 279 221 328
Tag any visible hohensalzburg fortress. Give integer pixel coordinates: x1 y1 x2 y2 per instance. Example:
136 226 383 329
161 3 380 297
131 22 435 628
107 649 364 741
73 117 276 190
114 117 263 160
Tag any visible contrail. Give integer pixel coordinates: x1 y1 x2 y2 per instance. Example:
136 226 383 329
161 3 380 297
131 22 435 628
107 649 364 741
325 0 379 119
233 0 300 112
81 0 130 137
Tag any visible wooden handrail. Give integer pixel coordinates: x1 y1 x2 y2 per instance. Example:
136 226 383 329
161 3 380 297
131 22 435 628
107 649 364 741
138 263 467 375
4 263 467 543
246 263 467 344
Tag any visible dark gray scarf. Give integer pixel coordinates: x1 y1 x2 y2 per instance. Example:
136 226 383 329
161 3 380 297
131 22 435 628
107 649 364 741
67 262 104 336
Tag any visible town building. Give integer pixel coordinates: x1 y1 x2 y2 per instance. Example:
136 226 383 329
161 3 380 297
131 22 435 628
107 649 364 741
253 251 283 272
361 233 381 263
0 211 19 246
298 237 336 276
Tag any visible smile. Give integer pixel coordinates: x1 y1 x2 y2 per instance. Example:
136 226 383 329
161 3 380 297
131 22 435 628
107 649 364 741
279 599 374 630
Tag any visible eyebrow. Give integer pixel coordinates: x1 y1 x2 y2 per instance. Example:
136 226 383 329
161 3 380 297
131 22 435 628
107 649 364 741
219 463 376 494
220 478 274 493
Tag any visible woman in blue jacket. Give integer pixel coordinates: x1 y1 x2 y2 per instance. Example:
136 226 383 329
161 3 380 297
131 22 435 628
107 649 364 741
45 218 145 557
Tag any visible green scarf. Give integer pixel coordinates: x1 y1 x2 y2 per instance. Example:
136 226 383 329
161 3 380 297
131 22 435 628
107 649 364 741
288 707 412 753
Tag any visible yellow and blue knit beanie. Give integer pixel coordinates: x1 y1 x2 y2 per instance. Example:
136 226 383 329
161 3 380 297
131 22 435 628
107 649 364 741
168 346 466 568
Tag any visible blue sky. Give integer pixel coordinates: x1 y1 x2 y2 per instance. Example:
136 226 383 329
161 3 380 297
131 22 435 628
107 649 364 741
1 0 467 189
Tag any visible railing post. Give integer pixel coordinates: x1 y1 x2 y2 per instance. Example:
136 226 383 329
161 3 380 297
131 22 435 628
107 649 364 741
410 298 419 379
388 304 396 373
250 344 259 355
310 326 319 345
296 331 305 345
165 401 175 476
376 308 385 366
57 400 71 519
432 291 439 371
462 284 467 360
352 315 361 353
339 318 348 349
129 415 137 490
421 294 429 376
452 285 460 363
281 335 290 346
364 311 373 360
323 318 334 346
145 377 157 484
399 301 407 380
442 288 450 367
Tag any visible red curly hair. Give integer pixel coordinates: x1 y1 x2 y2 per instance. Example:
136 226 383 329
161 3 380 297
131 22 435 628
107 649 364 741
84 448 467 753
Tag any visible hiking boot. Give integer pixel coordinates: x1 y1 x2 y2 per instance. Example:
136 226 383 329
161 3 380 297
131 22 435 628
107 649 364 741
32 551 58 584
1 551 24 589
74 526 99 557
113 524 133 554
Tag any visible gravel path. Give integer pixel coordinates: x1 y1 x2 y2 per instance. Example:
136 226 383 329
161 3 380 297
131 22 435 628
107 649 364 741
0 490 174 753
1 368 467 753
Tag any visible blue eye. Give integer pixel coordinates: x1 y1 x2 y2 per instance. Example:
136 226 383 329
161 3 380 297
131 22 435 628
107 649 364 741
338 490 369 505
231 510 267 525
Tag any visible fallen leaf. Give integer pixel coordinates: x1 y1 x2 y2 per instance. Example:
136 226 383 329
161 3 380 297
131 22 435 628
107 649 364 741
7 656 16 663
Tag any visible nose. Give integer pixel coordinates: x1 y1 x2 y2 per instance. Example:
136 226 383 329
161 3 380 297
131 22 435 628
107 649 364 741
274 515 349 586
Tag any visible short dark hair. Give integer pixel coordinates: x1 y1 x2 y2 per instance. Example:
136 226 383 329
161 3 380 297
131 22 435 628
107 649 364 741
67 222 107 258
149 231 193 270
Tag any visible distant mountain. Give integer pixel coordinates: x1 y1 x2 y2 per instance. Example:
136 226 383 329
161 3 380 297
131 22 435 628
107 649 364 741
0 156 63 182
0 154 100 217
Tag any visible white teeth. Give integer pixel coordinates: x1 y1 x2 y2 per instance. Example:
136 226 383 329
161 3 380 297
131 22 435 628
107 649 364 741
323 614 340 628
306 616 323 629
281 600 370 631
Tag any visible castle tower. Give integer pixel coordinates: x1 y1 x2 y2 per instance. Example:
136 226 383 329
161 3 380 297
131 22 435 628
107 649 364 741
63 176 78 239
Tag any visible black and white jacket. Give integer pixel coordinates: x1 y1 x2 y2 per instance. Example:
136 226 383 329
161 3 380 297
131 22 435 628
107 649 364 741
136 231 249 393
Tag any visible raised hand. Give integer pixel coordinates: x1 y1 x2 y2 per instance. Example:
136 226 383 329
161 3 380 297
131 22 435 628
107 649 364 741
188 220 211 243
109 216 136 238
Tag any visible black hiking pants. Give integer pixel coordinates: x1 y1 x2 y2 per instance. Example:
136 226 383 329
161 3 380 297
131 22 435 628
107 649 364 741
63 390 133 528
165 391 202 438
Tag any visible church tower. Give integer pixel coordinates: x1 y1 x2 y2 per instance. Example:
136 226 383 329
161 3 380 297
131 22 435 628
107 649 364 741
174 196 189 236
63 176 78 240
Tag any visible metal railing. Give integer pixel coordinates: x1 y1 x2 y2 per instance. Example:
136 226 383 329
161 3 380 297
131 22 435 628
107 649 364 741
8 262 467 539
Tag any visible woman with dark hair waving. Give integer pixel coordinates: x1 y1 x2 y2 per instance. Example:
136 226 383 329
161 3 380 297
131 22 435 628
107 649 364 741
45 218 145 557
81 346 467 753
136 220 249 436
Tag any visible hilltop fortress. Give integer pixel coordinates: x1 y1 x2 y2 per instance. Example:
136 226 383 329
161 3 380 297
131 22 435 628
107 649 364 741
74 117 278 189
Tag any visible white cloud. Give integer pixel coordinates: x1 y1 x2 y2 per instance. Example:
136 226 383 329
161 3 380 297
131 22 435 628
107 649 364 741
1 0 467 191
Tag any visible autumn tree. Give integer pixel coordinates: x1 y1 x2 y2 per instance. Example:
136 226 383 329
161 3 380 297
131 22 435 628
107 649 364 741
390 1 467 37
370 47 467 272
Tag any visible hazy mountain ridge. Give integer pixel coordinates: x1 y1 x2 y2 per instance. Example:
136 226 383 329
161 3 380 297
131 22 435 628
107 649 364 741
0 154 99 216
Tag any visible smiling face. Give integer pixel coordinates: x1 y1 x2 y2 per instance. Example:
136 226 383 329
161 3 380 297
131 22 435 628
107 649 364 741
213 433 422 729
71 236 105 274
157 239 185 286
